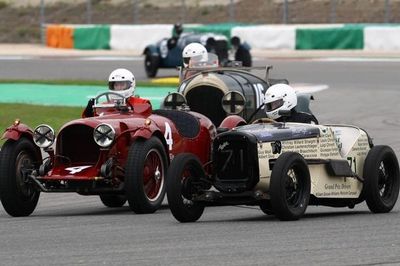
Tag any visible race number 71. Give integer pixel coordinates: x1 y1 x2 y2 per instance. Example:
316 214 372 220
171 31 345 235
347 157 357 172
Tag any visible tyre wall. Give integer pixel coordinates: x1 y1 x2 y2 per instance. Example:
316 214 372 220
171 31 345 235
46 23 400 51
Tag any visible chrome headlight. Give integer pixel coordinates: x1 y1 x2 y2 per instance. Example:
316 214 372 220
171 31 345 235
221 91 245 115
93 123 115 148
33 125 55 148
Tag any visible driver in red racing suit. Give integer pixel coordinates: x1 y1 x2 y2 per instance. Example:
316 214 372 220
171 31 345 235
82 68 150 118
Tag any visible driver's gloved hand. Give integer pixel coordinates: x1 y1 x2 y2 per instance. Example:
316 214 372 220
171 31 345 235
83 98 95 117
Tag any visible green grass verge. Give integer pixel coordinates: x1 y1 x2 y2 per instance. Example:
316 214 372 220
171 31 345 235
0 103 82 146
0 79 176 87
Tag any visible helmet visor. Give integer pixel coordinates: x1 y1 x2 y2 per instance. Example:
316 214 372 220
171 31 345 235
183 57 191 66
266 99 284 112
110 81 131 91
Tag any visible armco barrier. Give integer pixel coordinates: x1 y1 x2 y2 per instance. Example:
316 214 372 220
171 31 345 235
46 24 400 51
73 25 110 50
186 23 244 39
295 25 364 50
231 25 296 50
110 24 173 51
46 25 74 49
364 26 400 50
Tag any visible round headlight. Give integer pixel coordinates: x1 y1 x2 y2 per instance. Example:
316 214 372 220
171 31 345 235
221 91 245 115
93 123 115 148
163 92 187 110
33 125 55 148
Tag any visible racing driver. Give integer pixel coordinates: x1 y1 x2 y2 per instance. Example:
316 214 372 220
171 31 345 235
264 83 319 124
82 68 150 117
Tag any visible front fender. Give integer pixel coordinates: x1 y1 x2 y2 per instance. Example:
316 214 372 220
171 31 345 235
295 93 314 115
143 45 160 57
219 115 247 129
132 127 153 140
1 122 34 141
130 121 162 140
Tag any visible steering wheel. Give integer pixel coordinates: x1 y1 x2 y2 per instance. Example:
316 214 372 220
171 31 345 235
94 91 134 111
251 117 277 124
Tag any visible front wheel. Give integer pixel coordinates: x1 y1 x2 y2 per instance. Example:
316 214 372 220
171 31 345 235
363 145 400 213
144 52 159 78
166 153 205 223
125 137 168 214
259 201 274 215
99 194 127 208
270 152 310 221
0 138 41 217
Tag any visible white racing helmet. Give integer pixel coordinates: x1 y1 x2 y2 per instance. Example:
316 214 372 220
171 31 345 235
182 43 208 67
264 84 297 119
108 68 136 98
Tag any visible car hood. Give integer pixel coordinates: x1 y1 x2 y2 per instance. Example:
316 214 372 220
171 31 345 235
59 113 149 134
233 123 321 142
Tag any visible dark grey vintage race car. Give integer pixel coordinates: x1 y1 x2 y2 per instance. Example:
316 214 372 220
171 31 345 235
166 116 400 222
163 53 315 127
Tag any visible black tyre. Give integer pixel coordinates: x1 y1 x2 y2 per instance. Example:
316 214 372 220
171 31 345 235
0 138 41 217
363 145 400 213
144 52 159 78
270 152 310 221
125 137 168 214
166 153 205 223
259 201 274 215
99 194 127 208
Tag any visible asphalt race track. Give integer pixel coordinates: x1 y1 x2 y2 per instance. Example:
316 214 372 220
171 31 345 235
1 56 400 265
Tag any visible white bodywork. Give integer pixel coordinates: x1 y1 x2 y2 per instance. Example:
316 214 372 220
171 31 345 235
256 124 370 199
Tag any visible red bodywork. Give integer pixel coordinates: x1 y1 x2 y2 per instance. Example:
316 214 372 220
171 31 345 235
2 103 217 194
2 122 34 141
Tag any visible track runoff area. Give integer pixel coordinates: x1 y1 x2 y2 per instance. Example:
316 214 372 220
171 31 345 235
0 79 328 108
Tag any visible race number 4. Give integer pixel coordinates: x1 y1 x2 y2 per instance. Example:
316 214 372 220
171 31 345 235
164 122 173 150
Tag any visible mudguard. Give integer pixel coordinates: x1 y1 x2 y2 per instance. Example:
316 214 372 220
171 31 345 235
131 122 161 140
143 45 159 57
219 115 247 129
1 122 34 141
295 93 314 115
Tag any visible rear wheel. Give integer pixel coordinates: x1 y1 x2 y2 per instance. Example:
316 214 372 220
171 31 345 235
166 153 205 223
0 138 41 217
125 137 168 214
99 195 127 207
270 152 310 221
363 145 400 213
144 52 159 78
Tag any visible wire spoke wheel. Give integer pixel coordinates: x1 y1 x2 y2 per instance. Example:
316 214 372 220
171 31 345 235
0 138 41 217
15 152 36 199
167 153 205 223
270 152 310 221
143 150 164 201
125 137 167 214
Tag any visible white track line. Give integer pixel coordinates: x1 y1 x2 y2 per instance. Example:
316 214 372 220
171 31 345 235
310 57 400 62
292 83 329 94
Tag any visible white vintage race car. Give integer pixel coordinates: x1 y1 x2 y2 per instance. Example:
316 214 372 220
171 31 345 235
166 120 400 222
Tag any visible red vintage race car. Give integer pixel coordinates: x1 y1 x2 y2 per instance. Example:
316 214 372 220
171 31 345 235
0 91 243 217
